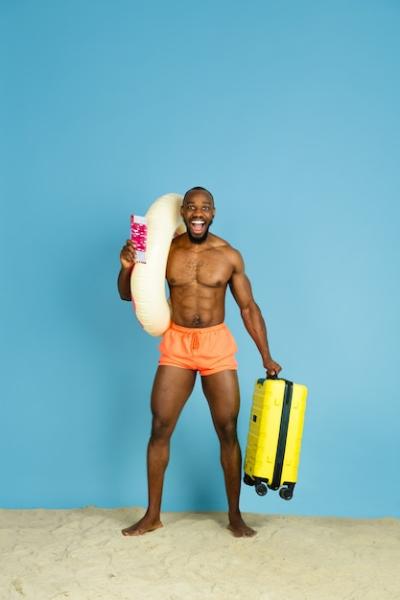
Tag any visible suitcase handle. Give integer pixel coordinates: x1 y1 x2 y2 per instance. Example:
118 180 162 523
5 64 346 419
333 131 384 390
257 374 293 386
257 373 279 384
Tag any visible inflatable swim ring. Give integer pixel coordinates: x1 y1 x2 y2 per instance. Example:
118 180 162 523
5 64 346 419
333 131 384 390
131 193 185 336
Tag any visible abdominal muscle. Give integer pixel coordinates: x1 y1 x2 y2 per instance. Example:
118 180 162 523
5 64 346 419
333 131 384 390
169 284 227 328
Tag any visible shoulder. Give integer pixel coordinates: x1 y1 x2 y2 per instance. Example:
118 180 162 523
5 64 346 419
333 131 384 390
209 235 244 271
170 233 186 249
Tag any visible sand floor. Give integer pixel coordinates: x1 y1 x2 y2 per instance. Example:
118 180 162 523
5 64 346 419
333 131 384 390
1 507 399 600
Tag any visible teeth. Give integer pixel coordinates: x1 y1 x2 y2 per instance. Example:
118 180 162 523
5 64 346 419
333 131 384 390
192 221 205 224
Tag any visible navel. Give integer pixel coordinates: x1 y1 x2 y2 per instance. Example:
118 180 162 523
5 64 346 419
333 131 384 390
191 314 202 327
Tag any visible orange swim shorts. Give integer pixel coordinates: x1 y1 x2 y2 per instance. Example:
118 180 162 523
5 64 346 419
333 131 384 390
158 322 238 376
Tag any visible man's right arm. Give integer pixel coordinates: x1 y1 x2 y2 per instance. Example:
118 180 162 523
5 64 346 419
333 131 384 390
118 239 135 300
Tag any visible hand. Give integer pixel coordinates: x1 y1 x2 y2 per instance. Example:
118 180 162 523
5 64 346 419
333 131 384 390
120 239 136 270
263 358 282 378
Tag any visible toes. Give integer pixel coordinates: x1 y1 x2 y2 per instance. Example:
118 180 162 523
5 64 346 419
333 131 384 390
121 522 163 536
245 529 257 537
228 524 257 538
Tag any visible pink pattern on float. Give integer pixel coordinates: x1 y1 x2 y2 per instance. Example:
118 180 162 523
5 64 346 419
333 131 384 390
130 215 147 263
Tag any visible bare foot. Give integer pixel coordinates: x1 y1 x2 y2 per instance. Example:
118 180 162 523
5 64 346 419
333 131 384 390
121 514 163 536
227 514 257 538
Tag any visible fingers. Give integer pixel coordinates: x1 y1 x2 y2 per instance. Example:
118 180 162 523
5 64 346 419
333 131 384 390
123 240 135 251
120 239 136 266
121 246 135 258
265 362 282 378
125 239 136 250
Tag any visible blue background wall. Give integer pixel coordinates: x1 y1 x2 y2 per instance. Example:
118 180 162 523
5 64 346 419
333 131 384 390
1 1 399 518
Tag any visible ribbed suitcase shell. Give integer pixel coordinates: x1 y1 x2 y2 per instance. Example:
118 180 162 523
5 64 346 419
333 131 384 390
244 378 307 498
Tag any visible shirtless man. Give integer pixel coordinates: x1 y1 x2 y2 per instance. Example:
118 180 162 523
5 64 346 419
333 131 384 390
117 186 282 538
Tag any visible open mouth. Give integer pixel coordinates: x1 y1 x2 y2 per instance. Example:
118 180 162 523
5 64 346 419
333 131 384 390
190 220 206 234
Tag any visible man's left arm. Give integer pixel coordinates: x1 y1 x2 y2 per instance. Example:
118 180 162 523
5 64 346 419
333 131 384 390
228 249 282 377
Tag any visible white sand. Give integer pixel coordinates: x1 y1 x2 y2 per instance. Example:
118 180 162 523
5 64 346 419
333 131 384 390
1 507 399 600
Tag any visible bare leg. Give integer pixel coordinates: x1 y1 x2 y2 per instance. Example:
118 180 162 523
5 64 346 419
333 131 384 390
122 366 196 536
201 370 256 538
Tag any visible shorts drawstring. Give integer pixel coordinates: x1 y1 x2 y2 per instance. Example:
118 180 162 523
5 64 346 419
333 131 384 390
191 332 200 351
159 322 238 375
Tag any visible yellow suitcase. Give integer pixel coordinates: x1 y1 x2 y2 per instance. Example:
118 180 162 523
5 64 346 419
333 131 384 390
243 375 308 500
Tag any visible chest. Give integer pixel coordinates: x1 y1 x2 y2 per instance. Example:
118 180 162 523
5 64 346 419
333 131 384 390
167 249 232 288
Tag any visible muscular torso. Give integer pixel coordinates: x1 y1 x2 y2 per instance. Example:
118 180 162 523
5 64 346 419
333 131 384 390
166 233 235 327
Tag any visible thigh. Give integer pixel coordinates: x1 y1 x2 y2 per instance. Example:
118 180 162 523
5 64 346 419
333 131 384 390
201 370 240 428
151 365 197 425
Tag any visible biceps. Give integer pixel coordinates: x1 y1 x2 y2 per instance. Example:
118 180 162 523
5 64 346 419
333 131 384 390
229 272 255 310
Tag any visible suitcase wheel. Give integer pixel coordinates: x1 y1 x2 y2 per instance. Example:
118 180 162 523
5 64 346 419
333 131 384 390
243 473 255 486
279 487 293 501
255 483 268 496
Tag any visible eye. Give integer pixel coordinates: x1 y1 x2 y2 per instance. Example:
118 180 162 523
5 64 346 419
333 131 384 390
202 206 211 212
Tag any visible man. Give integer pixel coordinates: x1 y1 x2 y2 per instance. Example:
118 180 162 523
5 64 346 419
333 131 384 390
117 186 282 537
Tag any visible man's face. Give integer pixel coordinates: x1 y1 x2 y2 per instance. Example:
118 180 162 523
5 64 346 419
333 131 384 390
181 192 215 244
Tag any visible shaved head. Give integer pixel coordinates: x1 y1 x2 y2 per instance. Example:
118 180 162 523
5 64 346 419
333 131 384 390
182 186 214 207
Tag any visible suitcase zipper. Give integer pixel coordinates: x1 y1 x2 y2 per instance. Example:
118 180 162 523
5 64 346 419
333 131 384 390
270 380 293 490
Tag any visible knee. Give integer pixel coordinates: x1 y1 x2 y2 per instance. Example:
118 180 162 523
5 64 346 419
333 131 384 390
150 415 174 443
216 418 238 445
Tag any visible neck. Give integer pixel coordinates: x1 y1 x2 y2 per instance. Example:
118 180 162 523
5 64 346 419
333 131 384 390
186 230 210 245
